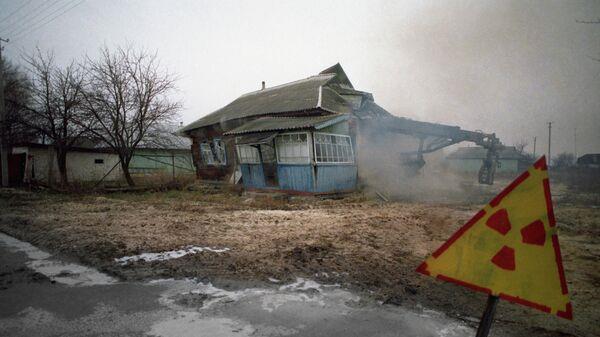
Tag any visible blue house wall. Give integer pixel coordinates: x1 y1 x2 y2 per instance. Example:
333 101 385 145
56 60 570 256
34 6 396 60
241 163 357 193
314 165 357 192
240 164 266 188
277 165 314 192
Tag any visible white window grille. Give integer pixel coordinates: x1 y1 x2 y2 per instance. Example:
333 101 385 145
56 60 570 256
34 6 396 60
275 133 310 164
236 145 260 164
314 133 354 164
200 139 227 166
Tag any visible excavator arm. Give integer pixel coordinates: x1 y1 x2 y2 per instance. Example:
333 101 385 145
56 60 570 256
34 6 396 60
363 116 502 185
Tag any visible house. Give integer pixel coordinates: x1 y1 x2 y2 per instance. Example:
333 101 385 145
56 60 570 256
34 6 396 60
179 64 366 193
446 146 527 174
9 143 194 186
179 63 505 193
577 153 600 168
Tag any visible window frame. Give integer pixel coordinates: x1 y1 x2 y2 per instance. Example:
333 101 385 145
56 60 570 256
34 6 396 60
313 132 355 165
213 138 227 165
200 142 215 166
275 132 311 165
236 144 261 164
199 138 227 166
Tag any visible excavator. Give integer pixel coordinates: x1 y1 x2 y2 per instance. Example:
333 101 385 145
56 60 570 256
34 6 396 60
361 116 502 185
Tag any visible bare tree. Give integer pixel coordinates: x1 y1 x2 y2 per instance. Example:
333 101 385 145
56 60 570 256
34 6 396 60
554 152 575 168
20 49 88 187
577 18 600 62
514 139 529 154
82 46 181 186
1 58 37 145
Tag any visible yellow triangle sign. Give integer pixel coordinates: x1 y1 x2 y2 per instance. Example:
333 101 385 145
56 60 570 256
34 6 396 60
417 157 572 319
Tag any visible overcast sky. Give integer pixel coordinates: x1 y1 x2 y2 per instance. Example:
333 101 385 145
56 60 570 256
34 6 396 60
2 0 599 156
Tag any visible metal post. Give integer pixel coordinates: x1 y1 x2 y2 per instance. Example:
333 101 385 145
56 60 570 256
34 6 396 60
547 122 552 166
475 295 499 337
533 136 536 158
171 152 175 180
573 127 577 159
0 38 9 187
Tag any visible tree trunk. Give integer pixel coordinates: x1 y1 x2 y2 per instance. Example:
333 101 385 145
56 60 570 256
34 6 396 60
56 147 69 187
120 157 135 187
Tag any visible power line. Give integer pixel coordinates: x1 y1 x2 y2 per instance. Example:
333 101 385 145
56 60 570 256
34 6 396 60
1 0 63 36
0 0 61 35
12 0 85 42
0 0 34 26
3 0 66 36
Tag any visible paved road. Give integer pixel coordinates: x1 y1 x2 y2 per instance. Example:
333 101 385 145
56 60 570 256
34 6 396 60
0 232 474 337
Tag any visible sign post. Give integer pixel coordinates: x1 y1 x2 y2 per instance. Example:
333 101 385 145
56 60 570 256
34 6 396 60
417 156 572 336
475 295 499 337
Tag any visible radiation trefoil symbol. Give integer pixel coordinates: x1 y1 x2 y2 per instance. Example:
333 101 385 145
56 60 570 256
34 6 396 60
486 208 547 271
416 157 572 320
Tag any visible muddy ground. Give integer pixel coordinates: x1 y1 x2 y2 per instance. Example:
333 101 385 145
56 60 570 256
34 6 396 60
0 184 598 337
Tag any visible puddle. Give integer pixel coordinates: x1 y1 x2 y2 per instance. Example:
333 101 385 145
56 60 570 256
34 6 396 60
115 245 230 265
0 232 116 286
149 277 474 337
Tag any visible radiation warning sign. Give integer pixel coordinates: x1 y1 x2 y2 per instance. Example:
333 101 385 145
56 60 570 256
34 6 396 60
416 156 572 319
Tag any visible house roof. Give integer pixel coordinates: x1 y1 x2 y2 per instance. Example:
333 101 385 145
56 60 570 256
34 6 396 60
354 100 394 119
447 146 523 160
577 153 600 164
179 64 354 133
224 114 349 135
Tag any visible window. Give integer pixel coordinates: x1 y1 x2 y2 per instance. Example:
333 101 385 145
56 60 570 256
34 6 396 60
214 139 226 164
200 143 215 165
259 144 276 163
200 139 227 166
94 159 104 164
314 133 354 164
275 133 310 164
236 144 276 164
236 145 260 164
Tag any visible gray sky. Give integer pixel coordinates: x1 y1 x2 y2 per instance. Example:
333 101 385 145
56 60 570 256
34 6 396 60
2 0 599 156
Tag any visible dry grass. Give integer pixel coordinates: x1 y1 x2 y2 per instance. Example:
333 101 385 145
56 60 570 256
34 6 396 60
0 185 597 337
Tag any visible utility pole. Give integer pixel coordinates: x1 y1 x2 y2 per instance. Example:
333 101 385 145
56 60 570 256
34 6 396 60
0 37 9 187
574 127 577 159
547 122 552 167
533 136 537 158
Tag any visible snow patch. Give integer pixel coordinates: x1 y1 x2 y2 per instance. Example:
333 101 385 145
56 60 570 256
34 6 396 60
0 232 116 286
115 245 230 265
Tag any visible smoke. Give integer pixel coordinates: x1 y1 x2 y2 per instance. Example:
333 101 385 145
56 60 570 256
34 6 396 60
365 1 600 157
356 124 503 203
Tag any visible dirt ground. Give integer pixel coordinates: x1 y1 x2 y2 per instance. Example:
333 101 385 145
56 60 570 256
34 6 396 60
0 183 598 337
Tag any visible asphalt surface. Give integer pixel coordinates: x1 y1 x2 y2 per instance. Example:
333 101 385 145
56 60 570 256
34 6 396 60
0 232 476 337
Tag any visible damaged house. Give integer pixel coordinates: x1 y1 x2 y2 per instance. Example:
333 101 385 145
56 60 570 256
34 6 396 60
179 64 502 193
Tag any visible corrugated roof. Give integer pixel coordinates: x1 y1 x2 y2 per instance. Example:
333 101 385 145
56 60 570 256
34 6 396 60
179 71 353 133
447 146 523 160
355 100 394 119
224 114 349 135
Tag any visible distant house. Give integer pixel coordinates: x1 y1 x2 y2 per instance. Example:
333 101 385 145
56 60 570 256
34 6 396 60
9 143 194 186
577 153 600 168
446 146 527 174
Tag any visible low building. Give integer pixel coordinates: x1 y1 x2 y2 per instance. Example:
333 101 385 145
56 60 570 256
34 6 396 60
446 146 526 174
577 153 600 168
9 143 194 186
